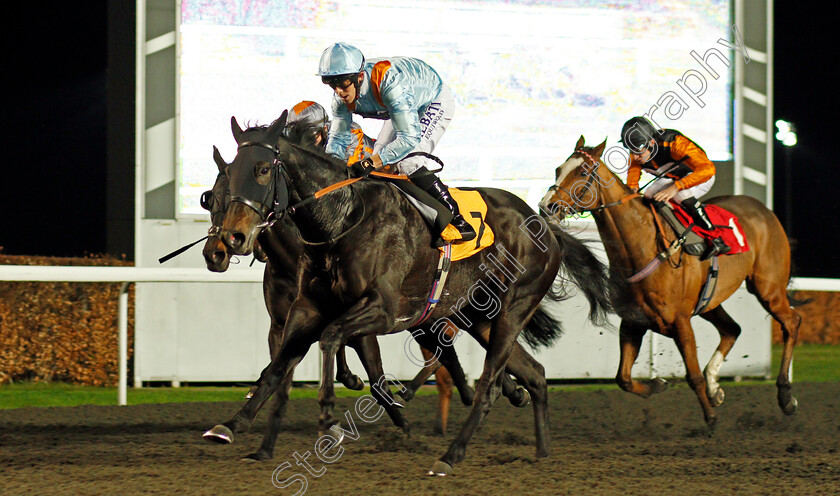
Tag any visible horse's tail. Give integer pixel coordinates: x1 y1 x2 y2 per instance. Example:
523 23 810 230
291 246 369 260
546 222 613 327
520 306 563 349
787 237 813 308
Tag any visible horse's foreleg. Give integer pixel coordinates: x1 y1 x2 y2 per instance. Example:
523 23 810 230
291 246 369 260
349 335 410 433
399 346 443 403
673 317 716 427
205 300 321 444
615 321 668 397
410 325 475 406
243 369 295 461
698 306 742 407
336 346 365 391
317 290 395 437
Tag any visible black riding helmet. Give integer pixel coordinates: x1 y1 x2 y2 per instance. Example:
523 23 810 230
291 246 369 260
620 116 659 154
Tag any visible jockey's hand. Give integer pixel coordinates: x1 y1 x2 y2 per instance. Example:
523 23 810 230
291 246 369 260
630 187 640 194
360 154 384 174
653 184 680 203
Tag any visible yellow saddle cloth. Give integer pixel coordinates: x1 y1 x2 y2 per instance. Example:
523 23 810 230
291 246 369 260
440 188 495 261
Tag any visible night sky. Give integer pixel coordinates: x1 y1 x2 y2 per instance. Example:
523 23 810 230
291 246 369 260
3 2 838 278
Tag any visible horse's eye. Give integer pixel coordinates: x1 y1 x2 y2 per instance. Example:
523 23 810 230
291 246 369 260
200 190 213 211
581 170 589 177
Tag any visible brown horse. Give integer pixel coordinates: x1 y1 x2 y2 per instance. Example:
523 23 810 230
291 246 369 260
539 136 801 427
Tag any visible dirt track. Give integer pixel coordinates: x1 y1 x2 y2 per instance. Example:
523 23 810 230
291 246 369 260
1 382 838 495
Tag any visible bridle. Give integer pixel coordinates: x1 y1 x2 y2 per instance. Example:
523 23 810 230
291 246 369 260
545 149 639 216
231 140 291 227
231 139 368 243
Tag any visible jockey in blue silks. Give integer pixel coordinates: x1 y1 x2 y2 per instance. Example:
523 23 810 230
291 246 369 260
318 42 476 243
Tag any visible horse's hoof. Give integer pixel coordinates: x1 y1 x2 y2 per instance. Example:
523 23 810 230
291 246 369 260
705 415 718 430
509 386 531 408
245 386 257 399
203 425 234 444
241 450 272 462
649 377 669 394
709 387 725 407
340 374 365 391
781 396 798 415
427 460 453 477
396 390 415 403
323 429 346 446
459 386 475 406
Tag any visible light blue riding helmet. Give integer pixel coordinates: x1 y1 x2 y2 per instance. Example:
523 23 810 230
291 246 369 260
318 42 365 77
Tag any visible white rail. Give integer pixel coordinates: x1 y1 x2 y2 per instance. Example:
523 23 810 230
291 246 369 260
0 266 261 406
0 265 837 405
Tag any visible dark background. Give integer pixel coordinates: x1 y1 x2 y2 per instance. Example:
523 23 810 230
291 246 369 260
3 2 838 277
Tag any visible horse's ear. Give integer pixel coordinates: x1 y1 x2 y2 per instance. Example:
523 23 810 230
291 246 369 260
265 110 289 146
231 116 244 144
576 135 585 150
212 146 227 172
592 138 607 158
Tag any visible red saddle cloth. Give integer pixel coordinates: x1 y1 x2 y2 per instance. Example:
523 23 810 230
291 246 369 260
671 201 750 255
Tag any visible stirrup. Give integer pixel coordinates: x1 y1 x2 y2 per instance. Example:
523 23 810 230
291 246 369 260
700 238 730 261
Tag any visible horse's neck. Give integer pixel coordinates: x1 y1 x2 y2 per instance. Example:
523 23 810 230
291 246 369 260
591 172 660 269
261 218 304 273
285 152 359 242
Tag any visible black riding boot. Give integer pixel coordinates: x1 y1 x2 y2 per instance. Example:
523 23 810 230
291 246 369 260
681 197 715 230
410 170 476 242
681 197 731 260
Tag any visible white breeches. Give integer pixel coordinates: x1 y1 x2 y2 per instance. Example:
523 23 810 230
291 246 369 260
644 174 715 202
373 84 454 175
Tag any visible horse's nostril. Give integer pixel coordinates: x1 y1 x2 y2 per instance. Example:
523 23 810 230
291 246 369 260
230 233 246 248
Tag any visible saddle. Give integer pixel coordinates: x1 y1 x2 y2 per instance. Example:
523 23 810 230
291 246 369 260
383 176 494 261
652 200 750 257
670 201 750 255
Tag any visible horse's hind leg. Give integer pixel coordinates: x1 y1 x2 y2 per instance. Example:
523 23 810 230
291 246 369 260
433 307 541 475
433 366 453 436
747 277 801 415
498 341 550 457
615 321 669 397
672 316 717 426
698 305 742 407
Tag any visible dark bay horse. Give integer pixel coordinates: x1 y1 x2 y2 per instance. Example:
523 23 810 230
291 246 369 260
540 136 802 427
199 144 484 444
200 146 367 395
210 113 613 475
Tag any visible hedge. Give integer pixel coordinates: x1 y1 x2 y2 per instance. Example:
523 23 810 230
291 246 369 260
0 253 134 386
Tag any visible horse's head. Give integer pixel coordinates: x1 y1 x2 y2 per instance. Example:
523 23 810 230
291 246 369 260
200 146 232 271
222 112 292 256
539 136 616 224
